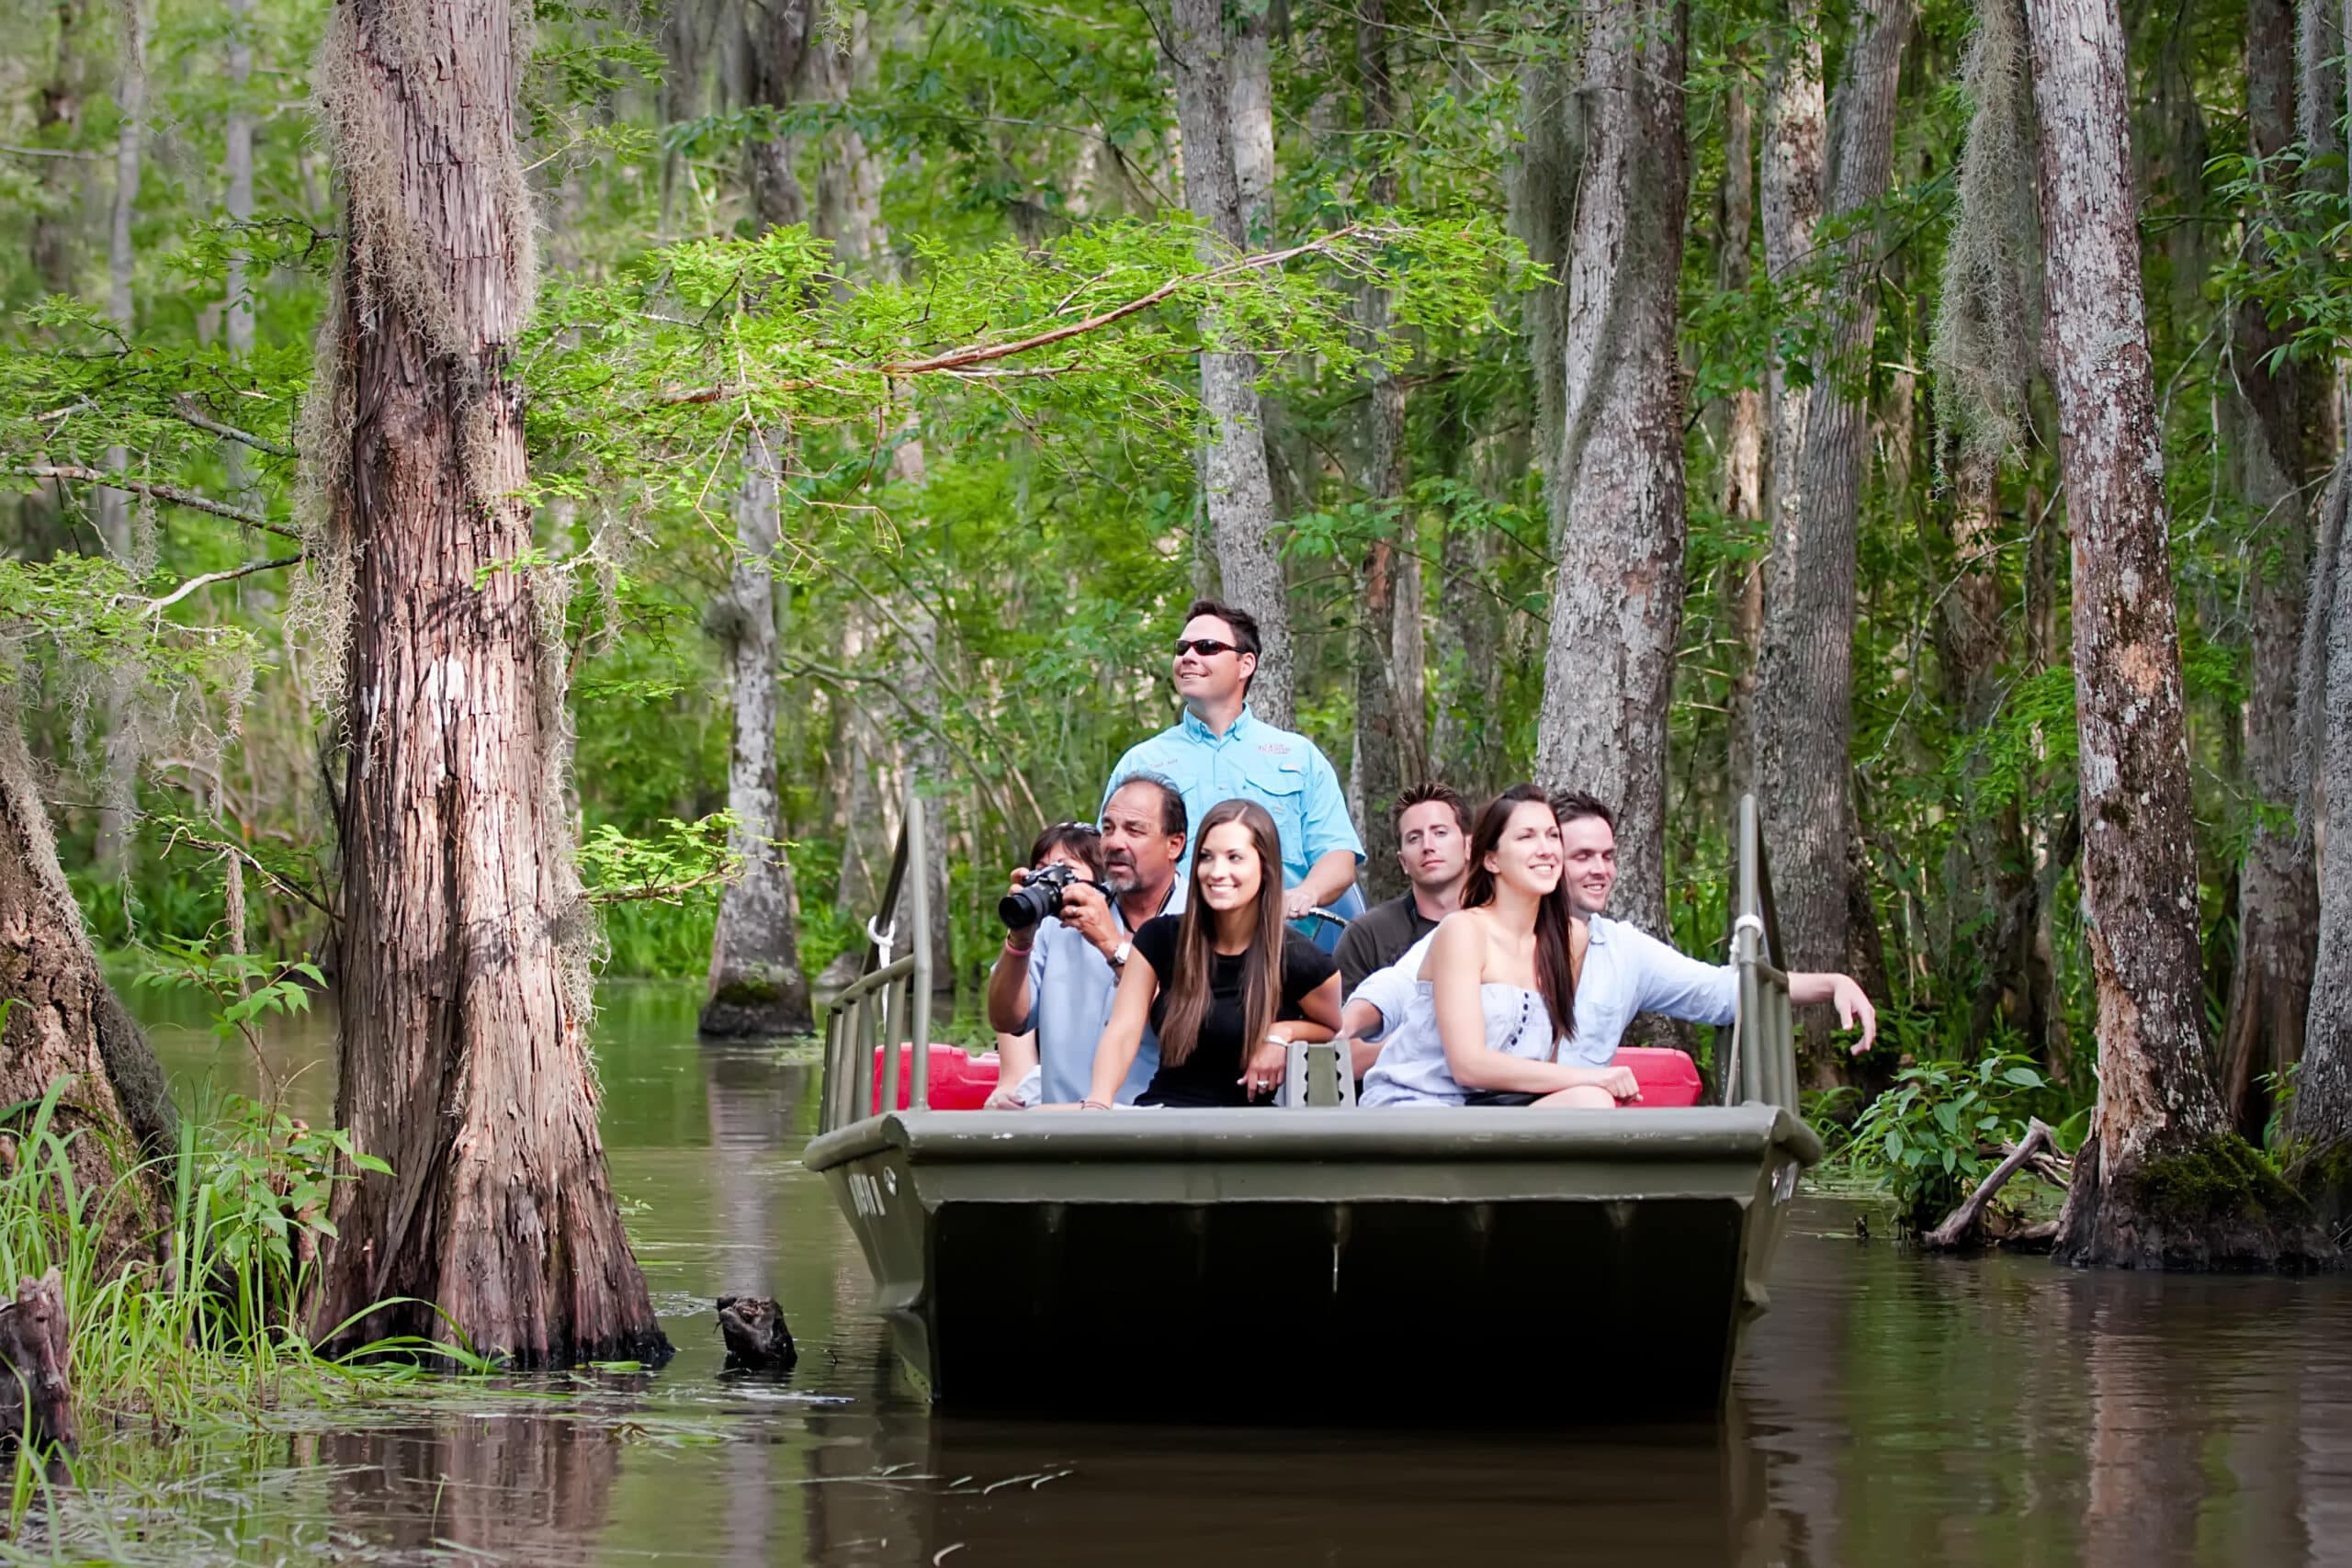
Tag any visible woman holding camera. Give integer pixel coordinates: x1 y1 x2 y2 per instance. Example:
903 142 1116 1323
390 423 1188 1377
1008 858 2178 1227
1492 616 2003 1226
1084 798 1342 1109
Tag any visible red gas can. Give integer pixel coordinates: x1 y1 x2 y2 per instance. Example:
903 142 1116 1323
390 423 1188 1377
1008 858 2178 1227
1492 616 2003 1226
868 1044 1000 1112
1614 1046 1704 1107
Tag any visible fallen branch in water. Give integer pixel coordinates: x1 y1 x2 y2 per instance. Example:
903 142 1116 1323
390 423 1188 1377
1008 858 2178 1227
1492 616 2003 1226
1924 1118 2063 1250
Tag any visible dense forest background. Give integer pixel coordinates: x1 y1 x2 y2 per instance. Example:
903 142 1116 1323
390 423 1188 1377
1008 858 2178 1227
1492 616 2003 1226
4 0 2345 1155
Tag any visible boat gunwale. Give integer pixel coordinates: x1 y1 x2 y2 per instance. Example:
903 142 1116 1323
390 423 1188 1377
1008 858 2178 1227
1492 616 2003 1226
801 1104 1825 1174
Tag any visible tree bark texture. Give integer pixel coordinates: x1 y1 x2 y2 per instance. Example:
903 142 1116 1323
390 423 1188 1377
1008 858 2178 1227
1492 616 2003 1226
93 0 152 880
2028 0 2326 1267
1167 0 1293 728
1759 6 1825 602
1351 0 1413 901
310 0 671 1364
0 1269 74 1452
1751 0 1910 1065
702 429 816 1039
29 0 85 296
2291 468 2352 1190
0 687 173 1264
1430 389 1507 797
1532 0 1690 940
2217 0 2320 1135
1719 68 1766 801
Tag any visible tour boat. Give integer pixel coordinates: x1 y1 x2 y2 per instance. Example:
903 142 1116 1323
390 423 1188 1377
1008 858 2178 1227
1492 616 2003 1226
804 793 1820 1419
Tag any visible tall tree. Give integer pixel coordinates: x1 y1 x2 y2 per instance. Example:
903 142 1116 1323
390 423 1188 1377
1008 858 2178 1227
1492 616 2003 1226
2027 0 2326 1266
701 0 828 1040
701 425 815 1039
1351 0 1414 899
1750 0 1910 1062
1718 58 1766 800
0 685 175 1264
29 0 86 296
93 0 152 878
307 0 671 1361
2285 40 2352 1204
1931 0 2039 1050
1166 0 1294 726
1531 0 1690 939
2217 0 2321 1132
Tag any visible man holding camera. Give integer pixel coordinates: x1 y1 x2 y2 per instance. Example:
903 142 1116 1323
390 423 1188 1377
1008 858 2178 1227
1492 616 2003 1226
985 774 1189 1106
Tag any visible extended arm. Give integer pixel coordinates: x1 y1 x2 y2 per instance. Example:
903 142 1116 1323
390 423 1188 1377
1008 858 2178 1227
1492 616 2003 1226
1083 955 1162 1106
1789 971 1879 1054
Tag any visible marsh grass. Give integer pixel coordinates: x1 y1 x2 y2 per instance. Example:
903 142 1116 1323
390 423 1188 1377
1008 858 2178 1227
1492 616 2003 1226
0 1077 515 1551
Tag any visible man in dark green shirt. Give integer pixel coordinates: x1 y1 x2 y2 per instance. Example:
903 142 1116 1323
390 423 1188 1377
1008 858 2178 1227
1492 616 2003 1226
1334 782 1472 996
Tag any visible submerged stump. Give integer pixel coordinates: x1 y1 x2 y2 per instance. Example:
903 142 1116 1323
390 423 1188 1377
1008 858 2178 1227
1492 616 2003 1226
0 1269 74 1452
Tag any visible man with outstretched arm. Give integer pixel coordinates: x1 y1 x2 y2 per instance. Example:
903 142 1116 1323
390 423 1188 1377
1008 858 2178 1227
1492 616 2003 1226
1102 598 1363 924
985 774 1187 1107
1341 790 1877 1070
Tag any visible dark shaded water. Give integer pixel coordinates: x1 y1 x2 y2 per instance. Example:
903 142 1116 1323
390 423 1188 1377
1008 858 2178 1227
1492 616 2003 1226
71 982 2352 1566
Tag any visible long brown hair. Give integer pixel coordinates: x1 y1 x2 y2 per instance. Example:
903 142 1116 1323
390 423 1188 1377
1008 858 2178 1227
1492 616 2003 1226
1460 784 1577 1047
1157 799 1285 1067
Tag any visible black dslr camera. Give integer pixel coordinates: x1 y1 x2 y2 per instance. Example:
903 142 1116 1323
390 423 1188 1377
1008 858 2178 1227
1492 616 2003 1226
998 863 1103 931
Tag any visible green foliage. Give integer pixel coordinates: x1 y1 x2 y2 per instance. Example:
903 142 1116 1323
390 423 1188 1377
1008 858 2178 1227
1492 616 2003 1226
1821 1050 2054 1230
576 812 742 906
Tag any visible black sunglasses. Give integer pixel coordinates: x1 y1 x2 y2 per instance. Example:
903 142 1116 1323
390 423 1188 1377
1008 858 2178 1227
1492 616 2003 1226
1173 638 1240 658
1051 821 1102 835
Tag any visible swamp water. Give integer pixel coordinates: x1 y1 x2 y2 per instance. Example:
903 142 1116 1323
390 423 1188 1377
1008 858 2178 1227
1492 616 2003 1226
38 982 2352 1566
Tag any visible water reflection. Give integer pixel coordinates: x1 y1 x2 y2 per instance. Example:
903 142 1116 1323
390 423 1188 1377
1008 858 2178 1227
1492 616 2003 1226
95 984 2352 1568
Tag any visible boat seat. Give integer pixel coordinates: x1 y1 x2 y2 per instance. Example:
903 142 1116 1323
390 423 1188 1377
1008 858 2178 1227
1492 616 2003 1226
1276 1039 1356 1107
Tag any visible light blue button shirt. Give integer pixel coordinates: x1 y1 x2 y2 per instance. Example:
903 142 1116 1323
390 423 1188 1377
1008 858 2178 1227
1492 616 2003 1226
1020 882 1185 1105
1351 915 1738 1067
1103 705 1364 890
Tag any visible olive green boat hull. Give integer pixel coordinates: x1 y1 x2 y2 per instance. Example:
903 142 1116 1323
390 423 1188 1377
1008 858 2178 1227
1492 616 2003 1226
803 1106 1822 1419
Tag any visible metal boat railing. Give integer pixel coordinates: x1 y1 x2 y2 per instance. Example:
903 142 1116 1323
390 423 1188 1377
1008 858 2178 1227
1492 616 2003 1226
818 786 933 1135
1724 793 1799 1117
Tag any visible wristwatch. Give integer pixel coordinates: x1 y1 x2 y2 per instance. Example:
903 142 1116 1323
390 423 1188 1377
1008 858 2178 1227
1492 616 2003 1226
1108 939 1132 970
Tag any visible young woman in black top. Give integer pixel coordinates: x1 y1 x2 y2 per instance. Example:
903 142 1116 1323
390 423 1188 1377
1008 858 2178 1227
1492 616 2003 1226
1084 799 1342 1108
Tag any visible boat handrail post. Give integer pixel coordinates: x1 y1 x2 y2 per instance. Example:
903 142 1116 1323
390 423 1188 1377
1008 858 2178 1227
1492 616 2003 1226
1731 793 1800 1120
908 786 933 1111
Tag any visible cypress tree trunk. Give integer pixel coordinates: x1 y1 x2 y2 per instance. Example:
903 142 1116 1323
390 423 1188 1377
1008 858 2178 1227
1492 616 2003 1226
2292 468 2352 1201
1351 0 1411 900
1750 0 1909 1065
308 0 671 1363
1932 0 2038 1049
93 0 151 880
0 686 174 1263
2028 0 2328 1267
2217 0 2320 1134
1719 65 1765 801
1531 0 1689 939
1166 0 1293 727
1759 4 1824 635
701 428 815 1040
28 0 85 297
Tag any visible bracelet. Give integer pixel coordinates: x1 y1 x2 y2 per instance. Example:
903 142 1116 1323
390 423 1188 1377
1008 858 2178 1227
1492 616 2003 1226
1080 1099 1112 1111
1003 935 1035 957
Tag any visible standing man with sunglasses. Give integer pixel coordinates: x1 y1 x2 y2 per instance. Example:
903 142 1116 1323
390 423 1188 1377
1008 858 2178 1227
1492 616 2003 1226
1103 599 1364 935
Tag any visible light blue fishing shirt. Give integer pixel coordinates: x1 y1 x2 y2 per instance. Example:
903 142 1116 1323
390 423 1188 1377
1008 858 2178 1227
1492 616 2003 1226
1102 705 1364 891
